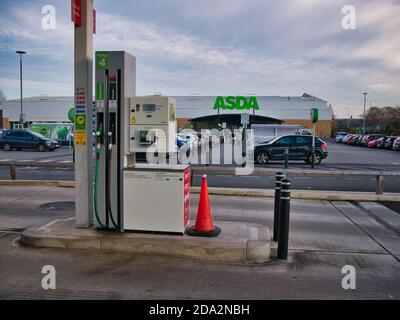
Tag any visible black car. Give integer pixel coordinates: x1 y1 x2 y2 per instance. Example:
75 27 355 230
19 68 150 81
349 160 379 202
254 135 328 165
0 130 59 151
384 136 397 150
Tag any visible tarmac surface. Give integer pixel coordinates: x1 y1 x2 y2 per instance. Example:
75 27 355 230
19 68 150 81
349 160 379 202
1 142 399 192
0 185 400 299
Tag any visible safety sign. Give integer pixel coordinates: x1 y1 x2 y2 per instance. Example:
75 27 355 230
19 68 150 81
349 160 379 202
75 114 86 131
75 131 87 146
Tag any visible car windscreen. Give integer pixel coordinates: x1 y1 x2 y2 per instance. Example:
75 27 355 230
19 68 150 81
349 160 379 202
28 131 46 139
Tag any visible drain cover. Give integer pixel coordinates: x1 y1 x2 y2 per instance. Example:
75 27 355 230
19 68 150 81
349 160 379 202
40 201 75 211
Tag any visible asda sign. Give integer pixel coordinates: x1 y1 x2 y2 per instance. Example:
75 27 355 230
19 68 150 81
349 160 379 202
213 96 260 110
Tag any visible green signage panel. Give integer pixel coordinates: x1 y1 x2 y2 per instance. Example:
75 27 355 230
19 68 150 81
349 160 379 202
96 51 109 70
310 108 319 123
213 96 259 110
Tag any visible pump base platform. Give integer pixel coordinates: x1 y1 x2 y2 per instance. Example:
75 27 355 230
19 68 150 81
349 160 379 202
21 219 270 264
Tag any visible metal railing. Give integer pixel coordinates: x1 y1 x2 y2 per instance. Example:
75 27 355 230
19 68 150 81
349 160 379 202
189 166 400 195
0 161 74 180
0 161 399 195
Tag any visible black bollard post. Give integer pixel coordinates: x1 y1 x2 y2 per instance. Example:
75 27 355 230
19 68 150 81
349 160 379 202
273 171 285 241
277 178 291 260
284 147 289 169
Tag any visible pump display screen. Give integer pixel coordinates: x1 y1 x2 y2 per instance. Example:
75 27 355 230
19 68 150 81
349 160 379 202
142 104 156 112
139 130 152 145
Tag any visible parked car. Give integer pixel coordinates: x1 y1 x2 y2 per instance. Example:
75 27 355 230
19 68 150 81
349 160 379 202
335 132 348 143
254 135 328 165
393 137 400 151
341 134 353 144
0 130 59 151
376 136 388 149
385 136 398 150
355 135 366 146
360 134 386 147
347 134 360 145
352 135 363 145
368 139 379 148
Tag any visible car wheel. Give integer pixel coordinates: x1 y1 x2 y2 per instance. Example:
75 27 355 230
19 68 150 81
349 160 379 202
308 152 322 165
3 143 12 151
37 144 47 152
256 151 270 164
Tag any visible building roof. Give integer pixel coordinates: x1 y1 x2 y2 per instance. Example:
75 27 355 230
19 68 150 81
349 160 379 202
3 94 333 122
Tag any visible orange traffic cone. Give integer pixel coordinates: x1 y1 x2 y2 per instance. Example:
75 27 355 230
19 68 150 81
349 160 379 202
186 175 221 237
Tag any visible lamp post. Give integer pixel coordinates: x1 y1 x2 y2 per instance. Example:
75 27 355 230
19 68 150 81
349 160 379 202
347 107 351 129
16 50 26 128
362 92 367 135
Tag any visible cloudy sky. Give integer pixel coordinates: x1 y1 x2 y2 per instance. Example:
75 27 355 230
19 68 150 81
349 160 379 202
0 0 399 117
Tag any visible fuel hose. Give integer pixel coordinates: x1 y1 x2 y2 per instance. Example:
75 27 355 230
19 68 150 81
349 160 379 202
94 127 107 229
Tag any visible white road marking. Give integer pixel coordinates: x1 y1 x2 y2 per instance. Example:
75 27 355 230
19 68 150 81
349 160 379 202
215 174 233 178
11 235 21 247
16 160 32 162
0 159 12 162
58 160 73 163
37 160 54 163
320 177 337 180
38 217 74 233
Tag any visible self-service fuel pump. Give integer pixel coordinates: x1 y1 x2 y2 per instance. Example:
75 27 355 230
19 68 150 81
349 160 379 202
94 51 190 234
94 51 136 231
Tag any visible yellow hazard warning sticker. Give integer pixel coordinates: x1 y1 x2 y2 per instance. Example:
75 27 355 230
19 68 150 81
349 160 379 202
130 115 136 124
75 131 87 146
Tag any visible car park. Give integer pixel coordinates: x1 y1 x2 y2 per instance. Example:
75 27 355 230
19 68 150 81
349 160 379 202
0 129 59 151
254 134 328 165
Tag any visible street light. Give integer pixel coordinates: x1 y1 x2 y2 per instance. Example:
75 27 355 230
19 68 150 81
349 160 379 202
362 92 367 135
16 50 26 128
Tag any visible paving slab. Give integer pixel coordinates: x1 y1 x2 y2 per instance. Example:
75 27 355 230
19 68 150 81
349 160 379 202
21 218 271 264
332 201 400 256
0 186 74 230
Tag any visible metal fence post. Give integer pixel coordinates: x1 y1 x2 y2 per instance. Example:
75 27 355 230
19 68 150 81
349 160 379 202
10 163 17 180
273 171 285 241
284 147 289 169
277 178 291 260
376 174 384 195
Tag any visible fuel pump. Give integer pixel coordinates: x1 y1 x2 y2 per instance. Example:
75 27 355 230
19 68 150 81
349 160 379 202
94 51 136 231
94 50 190 234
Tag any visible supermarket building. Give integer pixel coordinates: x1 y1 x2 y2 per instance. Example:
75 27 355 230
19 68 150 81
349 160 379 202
1 93 334 138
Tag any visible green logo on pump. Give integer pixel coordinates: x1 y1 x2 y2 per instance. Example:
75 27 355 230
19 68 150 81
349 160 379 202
96 82 104 100
213 96 259 110
96 51 109 70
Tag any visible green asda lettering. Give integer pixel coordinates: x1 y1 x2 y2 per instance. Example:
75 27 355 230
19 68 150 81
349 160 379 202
213 96 260 110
